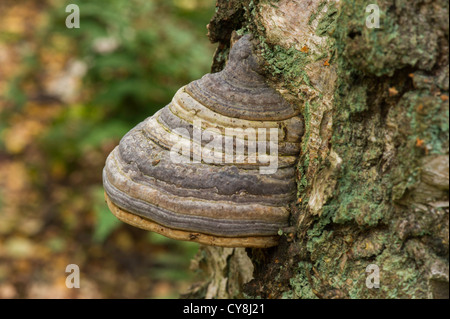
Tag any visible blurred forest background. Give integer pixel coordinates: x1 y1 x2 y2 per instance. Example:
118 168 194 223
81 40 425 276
0 0 215 298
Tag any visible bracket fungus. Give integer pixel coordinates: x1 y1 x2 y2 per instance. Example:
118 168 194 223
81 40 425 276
103 34 304 248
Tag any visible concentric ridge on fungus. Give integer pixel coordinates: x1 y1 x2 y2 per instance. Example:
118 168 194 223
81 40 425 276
103 34 304 248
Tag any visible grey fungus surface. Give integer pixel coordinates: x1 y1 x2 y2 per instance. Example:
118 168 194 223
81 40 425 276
103 35 304 248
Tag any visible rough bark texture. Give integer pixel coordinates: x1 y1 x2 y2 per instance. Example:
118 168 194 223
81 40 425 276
187 0 449 299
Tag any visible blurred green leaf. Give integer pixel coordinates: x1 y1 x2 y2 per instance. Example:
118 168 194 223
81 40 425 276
79 120 130 151
92 186 121 243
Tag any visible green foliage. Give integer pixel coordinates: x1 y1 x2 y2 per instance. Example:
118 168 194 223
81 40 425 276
92 186 121 243
3 0 214 240
44 0 214 119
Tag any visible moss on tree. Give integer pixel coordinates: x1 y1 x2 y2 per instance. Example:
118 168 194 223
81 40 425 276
193 0 448 299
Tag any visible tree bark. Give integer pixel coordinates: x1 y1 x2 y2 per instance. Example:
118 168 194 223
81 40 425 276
186 0 449 299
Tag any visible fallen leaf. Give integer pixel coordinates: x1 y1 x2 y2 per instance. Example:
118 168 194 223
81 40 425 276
388 87 399 96
416 137 425 147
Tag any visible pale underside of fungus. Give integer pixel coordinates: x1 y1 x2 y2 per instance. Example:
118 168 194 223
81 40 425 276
103 34 304 248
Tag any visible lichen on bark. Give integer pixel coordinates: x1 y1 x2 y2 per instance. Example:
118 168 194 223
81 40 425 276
189 0 449 299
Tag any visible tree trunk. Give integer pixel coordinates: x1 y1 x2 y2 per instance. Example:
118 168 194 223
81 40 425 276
185 0 449 299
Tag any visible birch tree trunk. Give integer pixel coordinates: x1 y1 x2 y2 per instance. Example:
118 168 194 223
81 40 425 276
185 0 449 299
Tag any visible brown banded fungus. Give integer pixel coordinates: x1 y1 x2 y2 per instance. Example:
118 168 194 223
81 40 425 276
102 34 304 248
